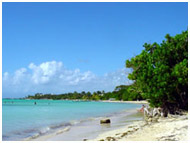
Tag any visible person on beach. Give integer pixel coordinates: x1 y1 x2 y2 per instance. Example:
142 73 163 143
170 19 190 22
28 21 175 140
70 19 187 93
139 105 145 112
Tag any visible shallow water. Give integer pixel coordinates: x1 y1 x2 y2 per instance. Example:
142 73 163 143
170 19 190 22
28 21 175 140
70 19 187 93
2 99 142 141
35 111 144 141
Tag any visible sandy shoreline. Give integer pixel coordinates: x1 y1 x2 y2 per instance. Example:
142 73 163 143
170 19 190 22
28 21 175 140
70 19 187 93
23 100 187 141
26 109 144 141
99 100 148 104
91 113 188 141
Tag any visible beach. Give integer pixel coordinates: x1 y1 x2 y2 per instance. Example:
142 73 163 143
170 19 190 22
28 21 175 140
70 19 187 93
27 108 144 141
3 99 188 141
100 100 148 104
91 113 188 141
29 104 188 141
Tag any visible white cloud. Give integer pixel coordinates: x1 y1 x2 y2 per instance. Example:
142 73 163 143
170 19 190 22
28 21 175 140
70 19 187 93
28 61 63 84
2 61 132 98
13 68 27 84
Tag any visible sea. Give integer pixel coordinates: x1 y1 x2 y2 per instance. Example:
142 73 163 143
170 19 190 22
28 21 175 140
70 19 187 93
2 99 143 141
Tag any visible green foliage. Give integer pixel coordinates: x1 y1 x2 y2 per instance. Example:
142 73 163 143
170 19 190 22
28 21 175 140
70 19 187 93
26 85 144 101
126 30 188 111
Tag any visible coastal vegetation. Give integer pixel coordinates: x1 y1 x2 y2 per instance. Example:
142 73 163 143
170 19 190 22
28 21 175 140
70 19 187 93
126 30 188 113
26 84 145 101
26 30 188 114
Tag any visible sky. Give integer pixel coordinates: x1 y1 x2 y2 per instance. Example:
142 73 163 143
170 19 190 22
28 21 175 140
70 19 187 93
2 2 188 98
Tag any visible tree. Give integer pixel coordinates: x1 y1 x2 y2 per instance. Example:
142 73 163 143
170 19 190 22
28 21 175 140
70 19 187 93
92 93 100 101
126 30 188 113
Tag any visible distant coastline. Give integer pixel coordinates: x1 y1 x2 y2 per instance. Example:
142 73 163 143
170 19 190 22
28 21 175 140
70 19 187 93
3 98 148 105
100 100 148 104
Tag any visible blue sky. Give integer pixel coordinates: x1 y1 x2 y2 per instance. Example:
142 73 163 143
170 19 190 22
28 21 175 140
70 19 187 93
2 2 188 97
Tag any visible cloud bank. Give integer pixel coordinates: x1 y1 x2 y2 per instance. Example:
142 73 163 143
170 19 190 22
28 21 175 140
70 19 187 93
2 61 132 98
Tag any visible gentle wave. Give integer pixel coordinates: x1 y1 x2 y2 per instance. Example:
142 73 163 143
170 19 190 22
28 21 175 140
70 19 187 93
23 115 109 140
23 122 73 140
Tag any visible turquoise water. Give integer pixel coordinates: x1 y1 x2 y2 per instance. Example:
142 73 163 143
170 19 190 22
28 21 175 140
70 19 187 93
2 99 141 141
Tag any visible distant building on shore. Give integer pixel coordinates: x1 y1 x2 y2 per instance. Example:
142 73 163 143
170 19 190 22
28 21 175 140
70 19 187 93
109 98 116 101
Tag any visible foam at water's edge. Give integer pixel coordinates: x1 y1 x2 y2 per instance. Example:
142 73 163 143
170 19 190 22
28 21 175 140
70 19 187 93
27 109 143 141
55 126 71 135
23 123 72 141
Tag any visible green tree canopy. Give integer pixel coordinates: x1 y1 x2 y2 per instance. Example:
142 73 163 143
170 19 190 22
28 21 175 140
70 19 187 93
126 30 188 112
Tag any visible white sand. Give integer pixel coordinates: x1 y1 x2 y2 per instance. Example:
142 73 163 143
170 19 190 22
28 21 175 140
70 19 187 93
100 100 148 104
91 114 188 141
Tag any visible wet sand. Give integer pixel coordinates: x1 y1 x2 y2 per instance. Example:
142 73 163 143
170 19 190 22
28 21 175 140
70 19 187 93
27 109 143 141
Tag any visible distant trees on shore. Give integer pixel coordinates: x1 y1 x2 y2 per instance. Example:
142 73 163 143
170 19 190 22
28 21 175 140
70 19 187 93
26 86 145 101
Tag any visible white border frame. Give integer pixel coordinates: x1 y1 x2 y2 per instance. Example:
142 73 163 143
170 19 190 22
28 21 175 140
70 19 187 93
0 0 189 143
